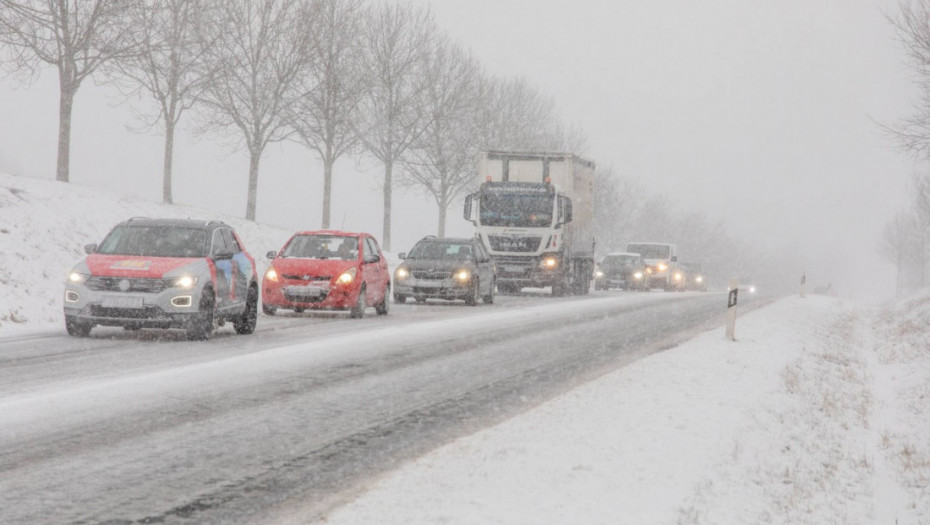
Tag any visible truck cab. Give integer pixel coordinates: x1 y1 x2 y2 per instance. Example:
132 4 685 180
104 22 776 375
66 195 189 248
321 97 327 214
464 151 595 296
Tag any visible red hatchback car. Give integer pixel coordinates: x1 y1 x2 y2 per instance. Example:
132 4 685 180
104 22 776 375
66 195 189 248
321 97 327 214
261 230 390 318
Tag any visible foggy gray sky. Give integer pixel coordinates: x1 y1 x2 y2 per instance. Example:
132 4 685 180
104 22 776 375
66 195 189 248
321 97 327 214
0 0 920 300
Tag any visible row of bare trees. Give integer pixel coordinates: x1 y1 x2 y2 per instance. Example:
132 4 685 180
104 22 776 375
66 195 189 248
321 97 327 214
883 2 930 294
0 0 578 250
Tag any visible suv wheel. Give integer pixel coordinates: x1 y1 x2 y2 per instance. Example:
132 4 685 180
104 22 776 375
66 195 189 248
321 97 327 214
187 288 215 340
482 278 495 304
234 285 258 335
465 279 479 306
65 315 92 337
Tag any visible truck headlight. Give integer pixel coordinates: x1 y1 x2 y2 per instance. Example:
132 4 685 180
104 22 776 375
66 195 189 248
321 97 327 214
541 257 558 269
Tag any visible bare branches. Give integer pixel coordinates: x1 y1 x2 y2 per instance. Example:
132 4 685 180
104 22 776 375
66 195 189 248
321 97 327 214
888 1 930 156
195 0 312 220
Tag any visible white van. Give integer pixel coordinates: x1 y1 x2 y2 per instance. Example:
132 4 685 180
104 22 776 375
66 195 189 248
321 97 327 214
625 242 682 290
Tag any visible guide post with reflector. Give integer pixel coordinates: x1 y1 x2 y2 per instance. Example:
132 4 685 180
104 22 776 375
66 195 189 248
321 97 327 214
726 277 738 341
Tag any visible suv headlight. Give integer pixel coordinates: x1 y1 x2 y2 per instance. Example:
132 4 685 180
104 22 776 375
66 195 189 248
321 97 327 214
68 271 89 284
395 267 409 280
171 275 198 289
454 269 471 282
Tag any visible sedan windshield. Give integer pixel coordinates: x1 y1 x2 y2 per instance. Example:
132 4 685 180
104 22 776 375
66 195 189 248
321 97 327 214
281 235 358 260
407 242 473 261
97 226 207 257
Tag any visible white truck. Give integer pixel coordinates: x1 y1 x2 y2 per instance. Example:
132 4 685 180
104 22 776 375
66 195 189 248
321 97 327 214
463 150 596 296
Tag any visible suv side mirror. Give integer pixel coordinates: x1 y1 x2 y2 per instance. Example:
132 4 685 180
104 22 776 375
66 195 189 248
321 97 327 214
84 243 97 254
671 255 678 262
398 252 406 260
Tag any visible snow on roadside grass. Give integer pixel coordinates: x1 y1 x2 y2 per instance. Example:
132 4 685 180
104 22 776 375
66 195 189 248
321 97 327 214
870 289 930 523
314 295 930 525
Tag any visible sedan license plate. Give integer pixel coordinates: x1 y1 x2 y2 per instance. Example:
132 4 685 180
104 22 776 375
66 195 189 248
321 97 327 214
101 295 144 309
287 285 326 298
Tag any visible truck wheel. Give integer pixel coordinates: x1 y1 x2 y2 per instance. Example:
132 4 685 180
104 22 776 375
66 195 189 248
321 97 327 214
482 278 495 304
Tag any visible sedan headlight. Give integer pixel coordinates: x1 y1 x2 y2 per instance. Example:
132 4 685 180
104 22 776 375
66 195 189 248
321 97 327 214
695 276 704 283
265 268 279 282
395 267 409 280
454 269 471 282
633 271 643 280
68 271 89 284
171 275 198 289
337 267 357 285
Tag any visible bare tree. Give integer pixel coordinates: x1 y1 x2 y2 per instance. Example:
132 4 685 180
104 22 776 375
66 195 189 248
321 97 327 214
106 0 218 204
880 211 921 295
290 0 365 229
0 0 132 182
195 0 311 221
355 2 434 250
889 1 930 156
400 37 480 237
593 166 643 254
475 75 561 152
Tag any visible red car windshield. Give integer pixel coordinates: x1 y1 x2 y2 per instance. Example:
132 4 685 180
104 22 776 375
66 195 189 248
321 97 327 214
281 235 358 261
97 226 207 258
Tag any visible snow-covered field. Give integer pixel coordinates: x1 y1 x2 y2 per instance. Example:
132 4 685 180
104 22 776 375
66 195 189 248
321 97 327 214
308 292 930 525
2 173 929 523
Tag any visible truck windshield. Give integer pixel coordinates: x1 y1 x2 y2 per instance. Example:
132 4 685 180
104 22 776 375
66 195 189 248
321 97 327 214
479 193 554 228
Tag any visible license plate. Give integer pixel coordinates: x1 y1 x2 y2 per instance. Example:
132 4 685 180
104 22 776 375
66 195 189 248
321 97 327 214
287 285 326 297
101 295 144 309
415 280 443 288
503 265 524 273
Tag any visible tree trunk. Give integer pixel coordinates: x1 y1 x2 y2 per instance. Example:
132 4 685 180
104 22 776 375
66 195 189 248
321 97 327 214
162 122 175 204
246 149 260 221
382 160 393 251
437 198 446 238
322 157 333 229
56 87 75 183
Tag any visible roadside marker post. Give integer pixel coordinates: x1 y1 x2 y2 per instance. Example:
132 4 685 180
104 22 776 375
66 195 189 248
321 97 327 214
726 277 738 341
800 273 806 298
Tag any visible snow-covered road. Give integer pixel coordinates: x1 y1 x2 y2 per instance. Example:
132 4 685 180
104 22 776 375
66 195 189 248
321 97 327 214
0 291 732 524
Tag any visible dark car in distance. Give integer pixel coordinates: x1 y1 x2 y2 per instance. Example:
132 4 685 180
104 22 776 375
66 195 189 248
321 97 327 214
594 252 648 291
680 262 708 291
393 236 495 305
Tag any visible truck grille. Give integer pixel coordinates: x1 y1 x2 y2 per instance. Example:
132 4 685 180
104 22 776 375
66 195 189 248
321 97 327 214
487 235 541 253
85 276 168 293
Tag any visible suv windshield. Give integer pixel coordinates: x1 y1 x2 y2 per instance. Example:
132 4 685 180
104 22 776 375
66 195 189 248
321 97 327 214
602 255 638 268
407 241 473 260
281 235 358 260
627 244 670 259
98 225 207 257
